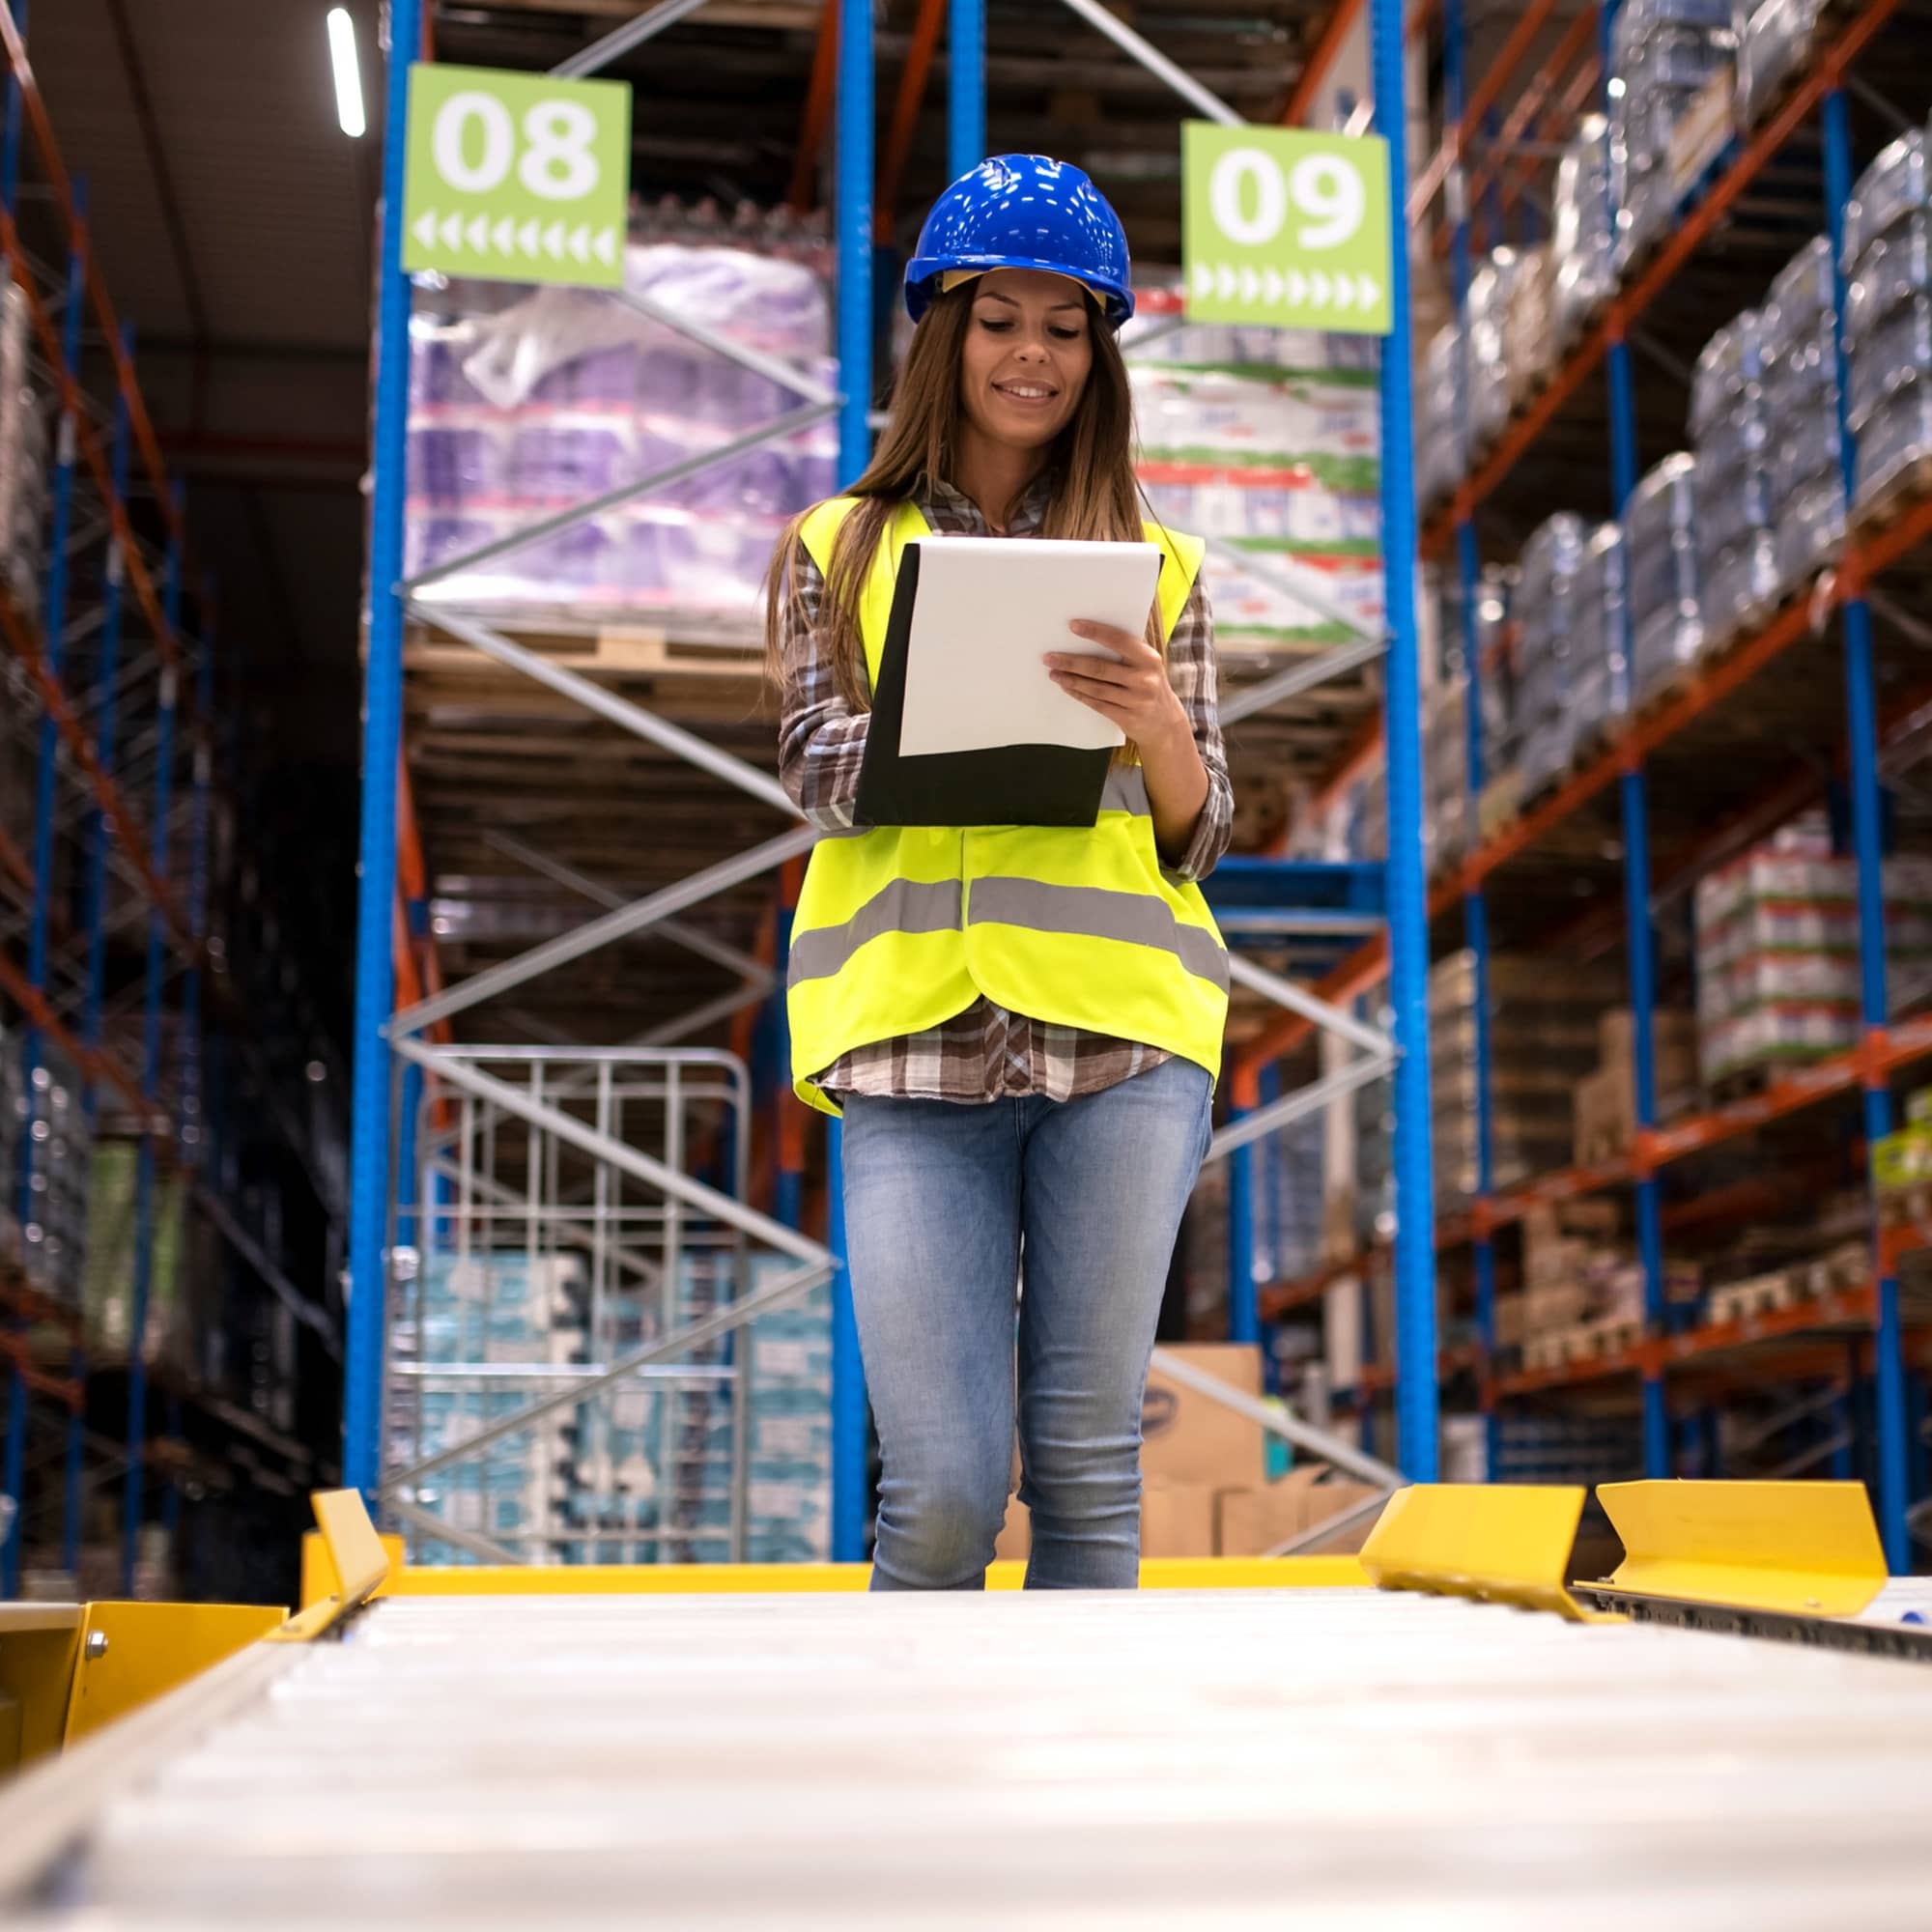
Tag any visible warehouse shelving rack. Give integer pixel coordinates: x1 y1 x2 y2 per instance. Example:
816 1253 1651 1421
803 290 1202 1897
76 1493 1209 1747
1259 0 1932 1566
0 8 344 1601
349 0 1440 1560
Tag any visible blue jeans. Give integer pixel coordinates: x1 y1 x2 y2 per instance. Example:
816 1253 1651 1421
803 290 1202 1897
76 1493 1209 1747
840 1056 1213 1591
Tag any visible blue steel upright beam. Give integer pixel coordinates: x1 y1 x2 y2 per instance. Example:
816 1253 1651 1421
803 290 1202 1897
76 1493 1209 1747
123 513 185 1596
1227 1065 1260 1346
344 0 423 1496
948 0 984 182
1823 85 1909 1567
1372 0 1438 1478
0 0 23 214
827 0 874 1562
1442 0 1498 1479
2 181 87 1599
1598 0 1669 1480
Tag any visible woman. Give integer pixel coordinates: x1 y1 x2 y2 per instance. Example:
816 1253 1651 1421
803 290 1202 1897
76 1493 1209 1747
766 155 1232 1591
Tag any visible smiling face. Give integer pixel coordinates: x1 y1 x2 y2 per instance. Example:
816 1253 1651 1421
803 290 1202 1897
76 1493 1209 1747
956 268 1096 454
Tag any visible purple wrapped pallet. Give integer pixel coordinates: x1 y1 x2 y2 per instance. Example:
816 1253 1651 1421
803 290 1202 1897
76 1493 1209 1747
407 424 509 506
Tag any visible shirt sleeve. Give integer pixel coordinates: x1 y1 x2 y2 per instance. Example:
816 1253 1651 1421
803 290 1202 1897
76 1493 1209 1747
775 537 870 831
1163 567 1235 883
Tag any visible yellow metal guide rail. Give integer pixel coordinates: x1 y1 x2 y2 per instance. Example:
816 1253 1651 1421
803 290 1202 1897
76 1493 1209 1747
1 1482 1930 1927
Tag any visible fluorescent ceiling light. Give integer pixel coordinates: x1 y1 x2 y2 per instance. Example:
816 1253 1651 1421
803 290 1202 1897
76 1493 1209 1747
327 8 366 138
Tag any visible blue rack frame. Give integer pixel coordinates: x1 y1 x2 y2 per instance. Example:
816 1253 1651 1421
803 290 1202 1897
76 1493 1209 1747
1412 0 1926 1555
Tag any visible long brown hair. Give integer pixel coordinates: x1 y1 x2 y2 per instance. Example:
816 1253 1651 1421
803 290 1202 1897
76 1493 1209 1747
763 282 1163 713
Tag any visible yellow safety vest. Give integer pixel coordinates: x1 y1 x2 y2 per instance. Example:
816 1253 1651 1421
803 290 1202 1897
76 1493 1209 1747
787 496 1229 1114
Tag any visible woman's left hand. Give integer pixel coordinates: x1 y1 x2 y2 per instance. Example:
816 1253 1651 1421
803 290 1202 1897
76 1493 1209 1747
1045 622 1188 751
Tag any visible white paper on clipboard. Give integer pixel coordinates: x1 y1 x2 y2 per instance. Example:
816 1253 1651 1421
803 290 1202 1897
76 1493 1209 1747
895 535 1163 756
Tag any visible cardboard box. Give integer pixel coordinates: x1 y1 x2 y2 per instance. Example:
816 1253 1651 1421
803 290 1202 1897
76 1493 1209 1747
1216 1466 1385 1556
1141 1344 1264 1490
1599 1007 1699 1072
1141 1483 1216 1558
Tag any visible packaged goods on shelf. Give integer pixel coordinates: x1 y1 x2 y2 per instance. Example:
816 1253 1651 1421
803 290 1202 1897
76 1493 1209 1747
1424 952 1623 1200
1626 453 1703 704
1690 310 1780 643
1501 246 1556 409
1574 1009 1701 1162
1492 1412 1643 1484
1466 249 1524 443
1425 675 1469 875
80 1145 188 1365
1735 0 1824 127
1842 138 1932 512
1471 564 1520 785
1552 117 1617 346
0 1024 90 1308
404 226 836 636
1128 351 1381 647
1759 238 1847 590
0 284 47 622
1512 513 1589 796
1692 827 1932 1084
1567 521 1629 742
1415 326 1465 511
1609 0 1739 273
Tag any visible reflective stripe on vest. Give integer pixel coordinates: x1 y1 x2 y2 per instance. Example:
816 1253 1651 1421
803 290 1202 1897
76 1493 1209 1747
785 496 1226 1114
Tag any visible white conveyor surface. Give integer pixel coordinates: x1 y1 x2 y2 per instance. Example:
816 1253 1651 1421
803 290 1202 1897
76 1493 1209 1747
6 1586 1932 1927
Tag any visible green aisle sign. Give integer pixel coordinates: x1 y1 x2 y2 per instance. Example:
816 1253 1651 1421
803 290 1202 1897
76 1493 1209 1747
1182 123 1392 334
402 64 631 289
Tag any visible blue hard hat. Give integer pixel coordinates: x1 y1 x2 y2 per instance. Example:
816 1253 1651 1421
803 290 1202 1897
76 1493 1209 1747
904 155 1134 328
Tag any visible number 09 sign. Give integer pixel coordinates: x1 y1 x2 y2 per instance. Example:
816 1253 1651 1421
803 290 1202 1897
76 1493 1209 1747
1181 123 1392 334
403 64 631 289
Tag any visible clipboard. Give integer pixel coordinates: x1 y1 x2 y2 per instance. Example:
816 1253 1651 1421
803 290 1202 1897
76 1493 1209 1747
854 536 1165 829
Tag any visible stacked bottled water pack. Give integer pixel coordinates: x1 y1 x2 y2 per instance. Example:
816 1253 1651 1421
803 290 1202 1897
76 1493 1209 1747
1843 129 1932 517
1567 521 1629 744
1626 453 1703 705
1610 0 1738 272
1736 0 1826 127
1760 237 1847 593
1690 310 1781 642
1514 513 1590 795
1553 116 1618 346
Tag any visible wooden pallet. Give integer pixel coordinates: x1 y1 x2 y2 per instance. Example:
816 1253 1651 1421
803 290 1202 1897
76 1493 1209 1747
1520 1315 1643 1374
1850 451 1932 544
1706 1267 1800 1327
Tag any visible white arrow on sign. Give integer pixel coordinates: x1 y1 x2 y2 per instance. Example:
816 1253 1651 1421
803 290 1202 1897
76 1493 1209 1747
412 209 439 250
568 224 591 264
1286 269 1308 306
1238 266 1259 302
594 227 618 267
439 212 465 251
1262 267 1283 303
1192 261 1214 300
466 214 491 253
519 217 542 258
1311 270 1332 307
544 220 566 261
1214 263 1236 299
492 216 517 256
1358 273 1381 308
1334 273 1355 311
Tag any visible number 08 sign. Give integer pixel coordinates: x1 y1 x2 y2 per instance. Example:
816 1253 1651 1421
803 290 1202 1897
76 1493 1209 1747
1182 123 1392 334
403 65 631 289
